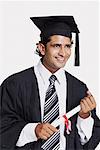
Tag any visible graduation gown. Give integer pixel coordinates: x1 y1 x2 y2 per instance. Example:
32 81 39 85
0 67 100 150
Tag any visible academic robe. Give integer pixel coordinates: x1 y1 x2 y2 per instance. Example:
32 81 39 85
0 67 100 150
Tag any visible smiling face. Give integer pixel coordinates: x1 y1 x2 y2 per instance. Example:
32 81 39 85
39 35 72 73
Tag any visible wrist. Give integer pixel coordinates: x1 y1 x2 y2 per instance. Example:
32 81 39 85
79 112 90 119
35 123 41 139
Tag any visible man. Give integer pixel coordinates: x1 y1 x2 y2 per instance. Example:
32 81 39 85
0 16 100 150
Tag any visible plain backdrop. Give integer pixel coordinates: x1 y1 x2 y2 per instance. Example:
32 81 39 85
0 0 100 149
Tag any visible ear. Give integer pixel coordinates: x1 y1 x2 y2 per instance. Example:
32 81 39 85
37 43 46 56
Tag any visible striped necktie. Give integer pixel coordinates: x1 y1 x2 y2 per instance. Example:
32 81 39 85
41 75 60 150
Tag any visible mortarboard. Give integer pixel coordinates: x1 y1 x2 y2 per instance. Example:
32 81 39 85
30 16 80 66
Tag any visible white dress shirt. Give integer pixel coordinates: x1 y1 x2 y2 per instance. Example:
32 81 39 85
16 61 94 149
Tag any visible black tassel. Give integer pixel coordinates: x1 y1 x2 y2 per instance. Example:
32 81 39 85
75 33 80 66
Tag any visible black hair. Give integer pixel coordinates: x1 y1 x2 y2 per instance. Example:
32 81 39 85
35 37 51 57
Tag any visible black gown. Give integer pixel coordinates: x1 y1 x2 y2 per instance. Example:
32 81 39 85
0 67 100 150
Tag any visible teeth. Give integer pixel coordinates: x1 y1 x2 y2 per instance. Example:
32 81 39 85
57 58 64 61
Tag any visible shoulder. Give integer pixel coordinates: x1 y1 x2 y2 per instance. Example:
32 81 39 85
1 67 36 87
65 71 88 102
65 71 87 88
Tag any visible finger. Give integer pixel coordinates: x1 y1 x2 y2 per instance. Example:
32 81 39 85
38 125 52 139
80 100 87 113
37 128 48 140
84 95 96 110
42 130 51 139
40 134 48 140
86 91 96 106
82 98 91 110
88 96 96 107
85 97 96 110
46 123 58 132
44 125 54 135
40 123 58 139
80 99 91 113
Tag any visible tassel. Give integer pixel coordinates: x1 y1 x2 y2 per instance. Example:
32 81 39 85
75 33 80 66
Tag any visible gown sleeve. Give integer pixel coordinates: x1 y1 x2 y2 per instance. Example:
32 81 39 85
83 108 100 149
0 78 27 150
80 85 100 149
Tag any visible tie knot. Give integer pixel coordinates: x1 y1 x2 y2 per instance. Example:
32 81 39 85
49 75 57 84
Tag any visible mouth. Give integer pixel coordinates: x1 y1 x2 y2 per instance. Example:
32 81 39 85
55 57 65 62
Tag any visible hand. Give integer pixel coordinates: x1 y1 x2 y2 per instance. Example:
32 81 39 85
79 91 96 119
35 123 58 140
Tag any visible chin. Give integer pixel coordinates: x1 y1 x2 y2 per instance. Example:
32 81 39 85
58 62 66 67
55 64 65 69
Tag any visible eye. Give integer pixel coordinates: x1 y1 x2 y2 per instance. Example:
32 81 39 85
53 44 61 48
65 44 72 49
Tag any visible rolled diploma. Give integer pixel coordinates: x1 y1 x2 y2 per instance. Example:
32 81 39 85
51 105 81 127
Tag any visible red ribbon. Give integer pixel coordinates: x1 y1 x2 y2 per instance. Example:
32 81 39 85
63 115 69 129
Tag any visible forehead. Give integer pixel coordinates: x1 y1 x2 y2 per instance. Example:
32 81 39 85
49 35 71 43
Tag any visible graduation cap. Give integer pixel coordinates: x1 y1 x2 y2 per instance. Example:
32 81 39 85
30 16 80 66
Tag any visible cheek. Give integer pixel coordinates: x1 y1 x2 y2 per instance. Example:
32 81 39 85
47 50 56 58
44 51 53 61
66 49 71 57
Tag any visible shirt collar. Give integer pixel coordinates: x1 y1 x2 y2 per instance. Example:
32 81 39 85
37 60 65 84
54 69 65 84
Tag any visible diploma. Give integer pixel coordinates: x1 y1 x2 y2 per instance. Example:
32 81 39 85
51 105 81 127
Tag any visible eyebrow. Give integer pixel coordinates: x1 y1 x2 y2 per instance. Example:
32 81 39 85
50 40 73 45
50 43 72 46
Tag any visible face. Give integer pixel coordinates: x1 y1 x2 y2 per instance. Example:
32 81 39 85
39 35 72 73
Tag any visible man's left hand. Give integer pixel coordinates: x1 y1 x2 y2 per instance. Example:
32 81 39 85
79 91 96 119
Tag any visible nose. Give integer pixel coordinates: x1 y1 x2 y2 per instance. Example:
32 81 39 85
58 47 65 57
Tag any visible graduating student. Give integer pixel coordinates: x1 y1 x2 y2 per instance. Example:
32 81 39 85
0 16 100 150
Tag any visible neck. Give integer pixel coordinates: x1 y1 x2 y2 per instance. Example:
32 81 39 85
41 59 59 74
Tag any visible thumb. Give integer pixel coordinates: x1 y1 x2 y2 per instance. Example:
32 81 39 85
87 90 92 96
